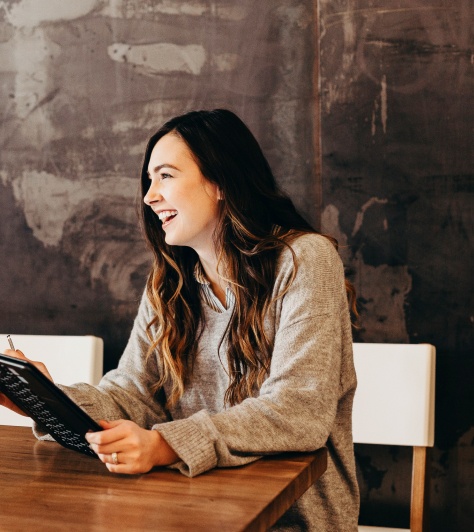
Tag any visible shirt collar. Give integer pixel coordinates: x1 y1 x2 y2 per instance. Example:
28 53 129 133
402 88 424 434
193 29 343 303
193 261 211 286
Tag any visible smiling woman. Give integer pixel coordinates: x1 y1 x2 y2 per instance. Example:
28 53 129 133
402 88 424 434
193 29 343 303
144 133 222 257
2 109 360 532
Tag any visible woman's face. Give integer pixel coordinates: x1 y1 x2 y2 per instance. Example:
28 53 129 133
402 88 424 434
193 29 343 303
144 133 221 256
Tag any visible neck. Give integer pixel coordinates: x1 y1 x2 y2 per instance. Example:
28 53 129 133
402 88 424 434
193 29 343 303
198 251 228 307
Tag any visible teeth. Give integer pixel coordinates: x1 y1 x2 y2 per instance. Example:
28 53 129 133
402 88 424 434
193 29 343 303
158 210 178 221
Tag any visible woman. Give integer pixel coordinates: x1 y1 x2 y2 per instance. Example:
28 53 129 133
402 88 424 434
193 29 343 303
2 109 359 530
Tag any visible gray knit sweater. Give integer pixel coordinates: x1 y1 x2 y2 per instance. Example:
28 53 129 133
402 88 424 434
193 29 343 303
35 233 359 531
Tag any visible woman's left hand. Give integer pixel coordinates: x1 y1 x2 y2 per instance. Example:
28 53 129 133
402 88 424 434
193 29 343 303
85 419 179 474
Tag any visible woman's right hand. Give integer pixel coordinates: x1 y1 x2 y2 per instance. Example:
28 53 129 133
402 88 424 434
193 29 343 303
0 349 54 416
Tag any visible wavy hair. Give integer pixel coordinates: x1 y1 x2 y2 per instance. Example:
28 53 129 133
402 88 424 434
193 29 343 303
139 109 356 407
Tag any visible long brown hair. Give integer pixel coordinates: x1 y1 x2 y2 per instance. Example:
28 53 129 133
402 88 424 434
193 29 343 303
140 109 356 407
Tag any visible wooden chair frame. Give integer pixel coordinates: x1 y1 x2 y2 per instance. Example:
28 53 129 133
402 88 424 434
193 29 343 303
352 343 436 532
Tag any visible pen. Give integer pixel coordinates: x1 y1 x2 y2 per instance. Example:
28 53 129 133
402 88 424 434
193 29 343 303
7 335 15 351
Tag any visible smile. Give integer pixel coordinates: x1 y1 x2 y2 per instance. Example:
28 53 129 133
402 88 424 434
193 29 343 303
158 210 178 226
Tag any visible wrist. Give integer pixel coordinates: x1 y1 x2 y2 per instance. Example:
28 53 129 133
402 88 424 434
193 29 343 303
152 429 179 466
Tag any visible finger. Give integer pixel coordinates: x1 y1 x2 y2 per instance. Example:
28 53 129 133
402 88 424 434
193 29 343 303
105 462 127 474
86 420 128 445
86 420 144 459
86 420 117 451
98 419 123 430
98 451 147 474
104 460 145 475
97 451 123 465
0 392 28 416
3 348 27 359
2 349 53 381
90 440 124 455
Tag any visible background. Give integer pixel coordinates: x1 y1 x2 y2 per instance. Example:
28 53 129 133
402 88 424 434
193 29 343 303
0 1 472 530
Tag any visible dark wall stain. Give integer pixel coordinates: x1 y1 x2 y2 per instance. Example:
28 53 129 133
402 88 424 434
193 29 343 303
319 1 473 530
0 1 317 373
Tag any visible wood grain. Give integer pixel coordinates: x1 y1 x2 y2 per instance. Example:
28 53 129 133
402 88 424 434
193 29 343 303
410 446 430 532
0 425 327 531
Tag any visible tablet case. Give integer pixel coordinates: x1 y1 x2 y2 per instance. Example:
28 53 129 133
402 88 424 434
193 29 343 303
0 353 101 457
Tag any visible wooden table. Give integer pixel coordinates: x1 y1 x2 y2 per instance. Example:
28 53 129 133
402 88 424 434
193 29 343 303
0 426 327 531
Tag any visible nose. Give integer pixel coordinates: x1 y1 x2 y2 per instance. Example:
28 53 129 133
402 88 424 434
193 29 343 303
144 178 162 206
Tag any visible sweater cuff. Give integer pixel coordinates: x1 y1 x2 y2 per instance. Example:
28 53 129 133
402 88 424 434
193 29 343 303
153 410 218 477
32 423 55 442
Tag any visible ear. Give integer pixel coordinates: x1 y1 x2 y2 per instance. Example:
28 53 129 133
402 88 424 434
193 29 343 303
217 188 224 200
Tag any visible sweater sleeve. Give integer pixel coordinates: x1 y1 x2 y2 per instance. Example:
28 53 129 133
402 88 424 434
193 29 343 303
33 291 170 440
155 234 355 477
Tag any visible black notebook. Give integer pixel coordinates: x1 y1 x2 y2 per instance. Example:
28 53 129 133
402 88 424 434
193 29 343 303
0 353 101 457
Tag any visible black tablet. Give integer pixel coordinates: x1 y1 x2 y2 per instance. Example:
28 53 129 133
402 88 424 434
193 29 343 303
0 353 101 457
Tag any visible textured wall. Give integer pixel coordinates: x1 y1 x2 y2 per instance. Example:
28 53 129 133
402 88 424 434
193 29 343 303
319 1 473 530
0 0 317 372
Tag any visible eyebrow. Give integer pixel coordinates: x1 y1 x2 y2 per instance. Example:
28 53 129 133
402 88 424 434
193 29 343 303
147 163 180 176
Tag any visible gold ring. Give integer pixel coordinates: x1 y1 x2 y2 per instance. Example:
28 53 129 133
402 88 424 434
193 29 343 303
112 452 118 465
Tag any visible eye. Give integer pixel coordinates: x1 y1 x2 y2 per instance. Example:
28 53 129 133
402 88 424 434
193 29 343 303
160 173 172 180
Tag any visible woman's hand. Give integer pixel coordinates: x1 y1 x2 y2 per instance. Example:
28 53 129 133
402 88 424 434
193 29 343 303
85 419 179 474
0 349 54 416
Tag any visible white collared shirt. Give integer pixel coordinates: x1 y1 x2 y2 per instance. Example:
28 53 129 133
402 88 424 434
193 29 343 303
193 262 235 313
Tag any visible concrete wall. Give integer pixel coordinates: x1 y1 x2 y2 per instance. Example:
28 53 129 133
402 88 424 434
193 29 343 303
319 1 473 530
0 1 472 530
0 0 317 371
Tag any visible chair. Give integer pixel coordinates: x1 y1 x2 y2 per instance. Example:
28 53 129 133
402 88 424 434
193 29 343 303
1 334 103 426
352 343 436 532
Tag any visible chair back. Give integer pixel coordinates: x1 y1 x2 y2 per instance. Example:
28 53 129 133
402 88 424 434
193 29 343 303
352 343 435 447
352 343 436 532
0 334 103 427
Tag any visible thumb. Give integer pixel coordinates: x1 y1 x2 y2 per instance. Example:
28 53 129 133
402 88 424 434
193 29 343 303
98 419 123 429
4 350 53 382
3 349 27 360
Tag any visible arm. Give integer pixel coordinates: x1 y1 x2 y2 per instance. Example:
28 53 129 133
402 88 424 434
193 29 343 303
155 235 355 477
30 292 179 473
34 291 171 440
